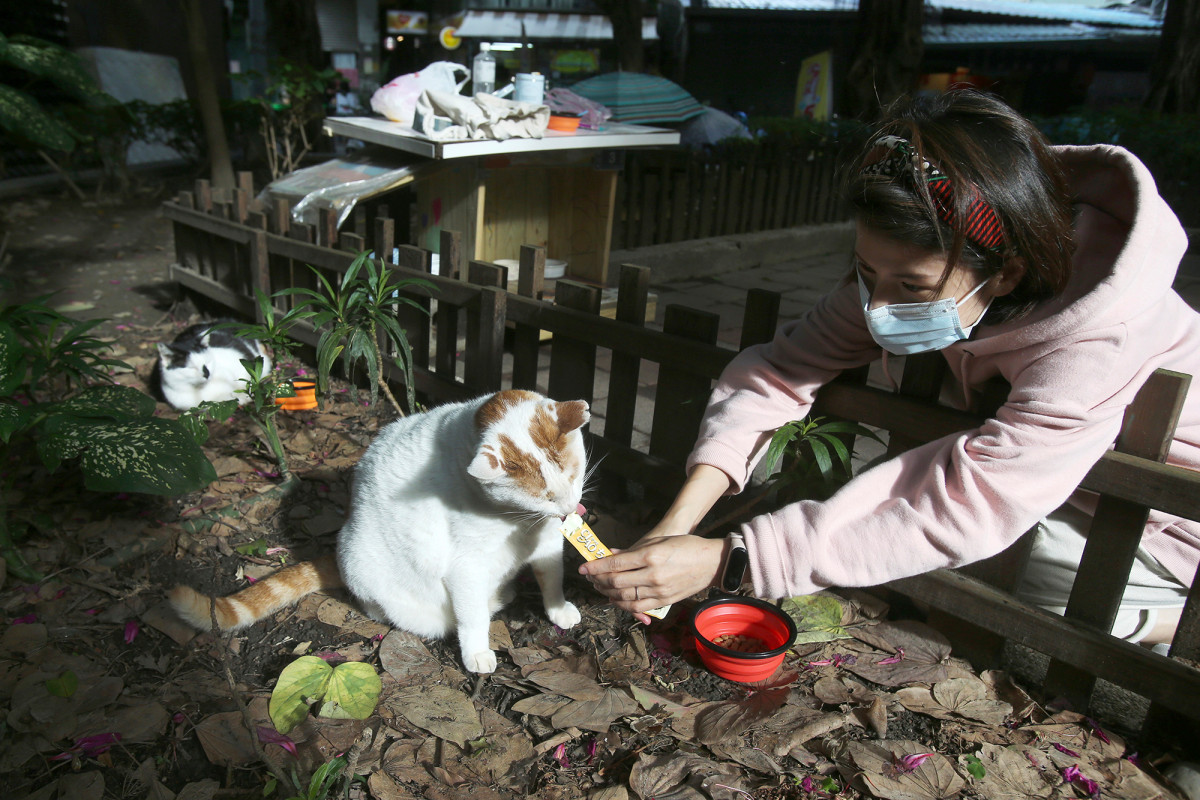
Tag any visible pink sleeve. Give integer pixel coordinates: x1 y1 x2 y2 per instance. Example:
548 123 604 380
739 348 1128 598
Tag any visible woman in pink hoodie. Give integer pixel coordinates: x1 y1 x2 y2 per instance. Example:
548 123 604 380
580 90 1200 646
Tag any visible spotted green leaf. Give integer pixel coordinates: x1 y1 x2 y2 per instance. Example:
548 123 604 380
0 38 100 101
0 321 23 395
0 85 76 152
37 414 218 495
318 661 382 720
269 656 334 734
56 384 156 418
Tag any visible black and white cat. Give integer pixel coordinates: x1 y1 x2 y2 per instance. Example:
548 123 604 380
152 321 270 410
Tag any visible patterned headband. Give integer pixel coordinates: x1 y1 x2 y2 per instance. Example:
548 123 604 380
861 135 1005 252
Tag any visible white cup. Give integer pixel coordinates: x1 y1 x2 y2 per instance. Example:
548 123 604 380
514 72 545 105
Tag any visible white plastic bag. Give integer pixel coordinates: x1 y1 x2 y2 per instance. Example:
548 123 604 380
370 61 469 126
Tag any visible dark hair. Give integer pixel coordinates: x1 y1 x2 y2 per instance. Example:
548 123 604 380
845 90 1074 322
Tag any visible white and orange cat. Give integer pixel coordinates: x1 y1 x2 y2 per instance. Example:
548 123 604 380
169 390 590 673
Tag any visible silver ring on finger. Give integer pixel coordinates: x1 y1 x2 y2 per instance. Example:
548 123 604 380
635 586 640 601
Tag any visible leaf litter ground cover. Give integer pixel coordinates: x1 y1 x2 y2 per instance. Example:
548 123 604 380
2 192 1197 799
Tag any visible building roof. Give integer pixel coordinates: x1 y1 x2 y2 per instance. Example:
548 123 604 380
455 11 659 40
698 0 1160 29
924 21 1160 45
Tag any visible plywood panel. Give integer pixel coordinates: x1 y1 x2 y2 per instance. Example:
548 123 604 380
415 161 482 259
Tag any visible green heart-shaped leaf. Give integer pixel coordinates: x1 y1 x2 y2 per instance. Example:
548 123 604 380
319 661 382 720
269 656 334 734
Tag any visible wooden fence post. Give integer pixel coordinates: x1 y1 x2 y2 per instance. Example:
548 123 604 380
649 305 721 469
548 281 601 404
602 264 652 447
510 244 547 391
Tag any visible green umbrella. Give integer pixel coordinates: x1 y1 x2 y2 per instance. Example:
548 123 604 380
570 71 704 125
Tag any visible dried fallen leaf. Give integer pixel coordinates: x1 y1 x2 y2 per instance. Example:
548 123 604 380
194 711 257 766
931 677 1012 726
315 597 390 640
846 621 950 687
628 751 742 800
386 684 483 747
56 771 105 800
551 686 639 733
846 739 965 800
963 743 1054 799
694 687 790 746
511 693 573 718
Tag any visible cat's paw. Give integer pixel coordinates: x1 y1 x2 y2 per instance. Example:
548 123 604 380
463 649 498 674
546 601 581 630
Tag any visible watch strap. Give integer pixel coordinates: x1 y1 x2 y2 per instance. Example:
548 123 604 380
721 532 749 592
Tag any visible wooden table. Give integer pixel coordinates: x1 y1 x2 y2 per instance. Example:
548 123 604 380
323 117 680 285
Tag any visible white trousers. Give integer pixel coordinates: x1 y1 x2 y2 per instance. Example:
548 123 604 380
1015 504 1188 642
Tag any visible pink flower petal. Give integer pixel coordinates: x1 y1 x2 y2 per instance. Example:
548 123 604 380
257 726 298 757
124 620 140 644
552 743 569 768
11 614 37 625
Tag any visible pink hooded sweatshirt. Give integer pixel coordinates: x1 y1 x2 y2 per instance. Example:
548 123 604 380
688 145 1200 597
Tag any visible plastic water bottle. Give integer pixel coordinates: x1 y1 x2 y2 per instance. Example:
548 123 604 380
472 43 496 95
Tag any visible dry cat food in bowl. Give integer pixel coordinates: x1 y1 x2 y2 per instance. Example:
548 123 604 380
690 596 796 682
275 379 317 411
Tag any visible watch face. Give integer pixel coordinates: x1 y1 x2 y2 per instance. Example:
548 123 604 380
722 544 750 592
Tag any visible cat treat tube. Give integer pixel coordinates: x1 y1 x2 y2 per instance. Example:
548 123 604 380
559 512 670 620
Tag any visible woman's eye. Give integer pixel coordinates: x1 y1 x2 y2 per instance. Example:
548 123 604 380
903 283 933 295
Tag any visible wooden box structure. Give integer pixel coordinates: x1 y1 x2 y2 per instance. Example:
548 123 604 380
165 176 1200 736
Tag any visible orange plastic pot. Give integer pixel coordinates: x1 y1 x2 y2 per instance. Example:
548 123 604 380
690 596 796 683
275 379 317 411
548 114 581 133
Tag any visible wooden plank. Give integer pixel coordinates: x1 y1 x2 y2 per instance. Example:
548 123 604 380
649 305 720 468
374 217 395 266
271 197 290 236
393 245 432 373
167 263 255 317
638 172 659 248
511 244 547 391
161 203 256 244
697 162 717 240
194 179 212 213
318 207 338 248
739 288 781 350
890 569 1200 720
464 287 506 393
436 230 463 381
440 229 463 280
548 281 601 404
248 231 270 321
340 232 366 253
232 188 248 224
603 264 651 448
1043 370 1192 709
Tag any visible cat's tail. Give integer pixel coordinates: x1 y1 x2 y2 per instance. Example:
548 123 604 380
168 554 343 631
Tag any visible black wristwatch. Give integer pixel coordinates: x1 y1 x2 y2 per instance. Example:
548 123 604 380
721 532 749 592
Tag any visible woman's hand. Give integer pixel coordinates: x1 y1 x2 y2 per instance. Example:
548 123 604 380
579 534 727 622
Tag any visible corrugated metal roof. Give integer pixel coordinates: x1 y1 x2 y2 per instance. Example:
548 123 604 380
455 11 659 40
699 0 1160 28
925 21 1159 44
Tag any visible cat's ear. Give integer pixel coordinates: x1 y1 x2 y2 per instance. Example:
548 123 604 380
467 446 506 482
555 400 590 435
156 343 174 362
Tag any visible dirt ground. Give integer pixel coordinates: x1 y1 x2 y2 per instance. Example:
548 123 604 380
1 188 1198 800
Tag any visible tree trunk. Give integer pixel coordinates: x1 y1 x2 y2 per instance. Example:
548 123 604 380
182 0 235 189
595 0 645 72
844 0 925 120
1146 0 1200 113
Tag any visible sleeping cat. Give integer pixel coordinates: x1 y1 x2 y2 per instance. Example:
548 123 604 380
152 321 270 410
169 390 589 674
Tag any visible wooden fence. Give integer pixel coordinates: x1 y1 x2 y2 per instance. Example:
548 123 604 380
164 176 1200 738
611 146 849 250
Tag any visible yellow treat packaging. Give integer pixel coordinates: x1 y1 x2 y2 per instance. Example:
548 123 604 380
560 514 670 620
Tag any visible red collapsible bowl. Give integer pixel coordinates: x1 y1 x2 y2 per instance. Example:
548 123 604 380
690 596 797 683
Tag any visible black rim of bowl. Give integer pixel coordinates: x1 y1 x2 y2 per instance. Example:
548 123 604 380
689 595 797 661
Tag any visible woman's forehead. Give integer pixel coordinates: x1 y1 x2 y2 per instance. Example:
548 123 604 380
854 221 948 278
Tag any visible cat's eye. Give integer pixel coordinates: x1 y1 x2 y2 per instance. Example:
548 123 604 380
202 365 210 379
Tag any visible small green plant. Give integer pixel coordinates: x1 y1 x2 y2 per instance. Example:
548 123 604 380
237 60 339 180
267 754 352 800
0 298 223 579
762 415 883 503
221 289 320 480
283 251 434 417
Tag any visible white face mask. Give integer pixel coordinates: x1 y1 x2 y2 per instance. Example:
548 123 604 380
859 273 993 355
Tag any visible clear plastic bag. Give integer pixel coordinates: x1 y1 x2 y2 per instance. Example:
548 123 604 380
545 88 612 130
